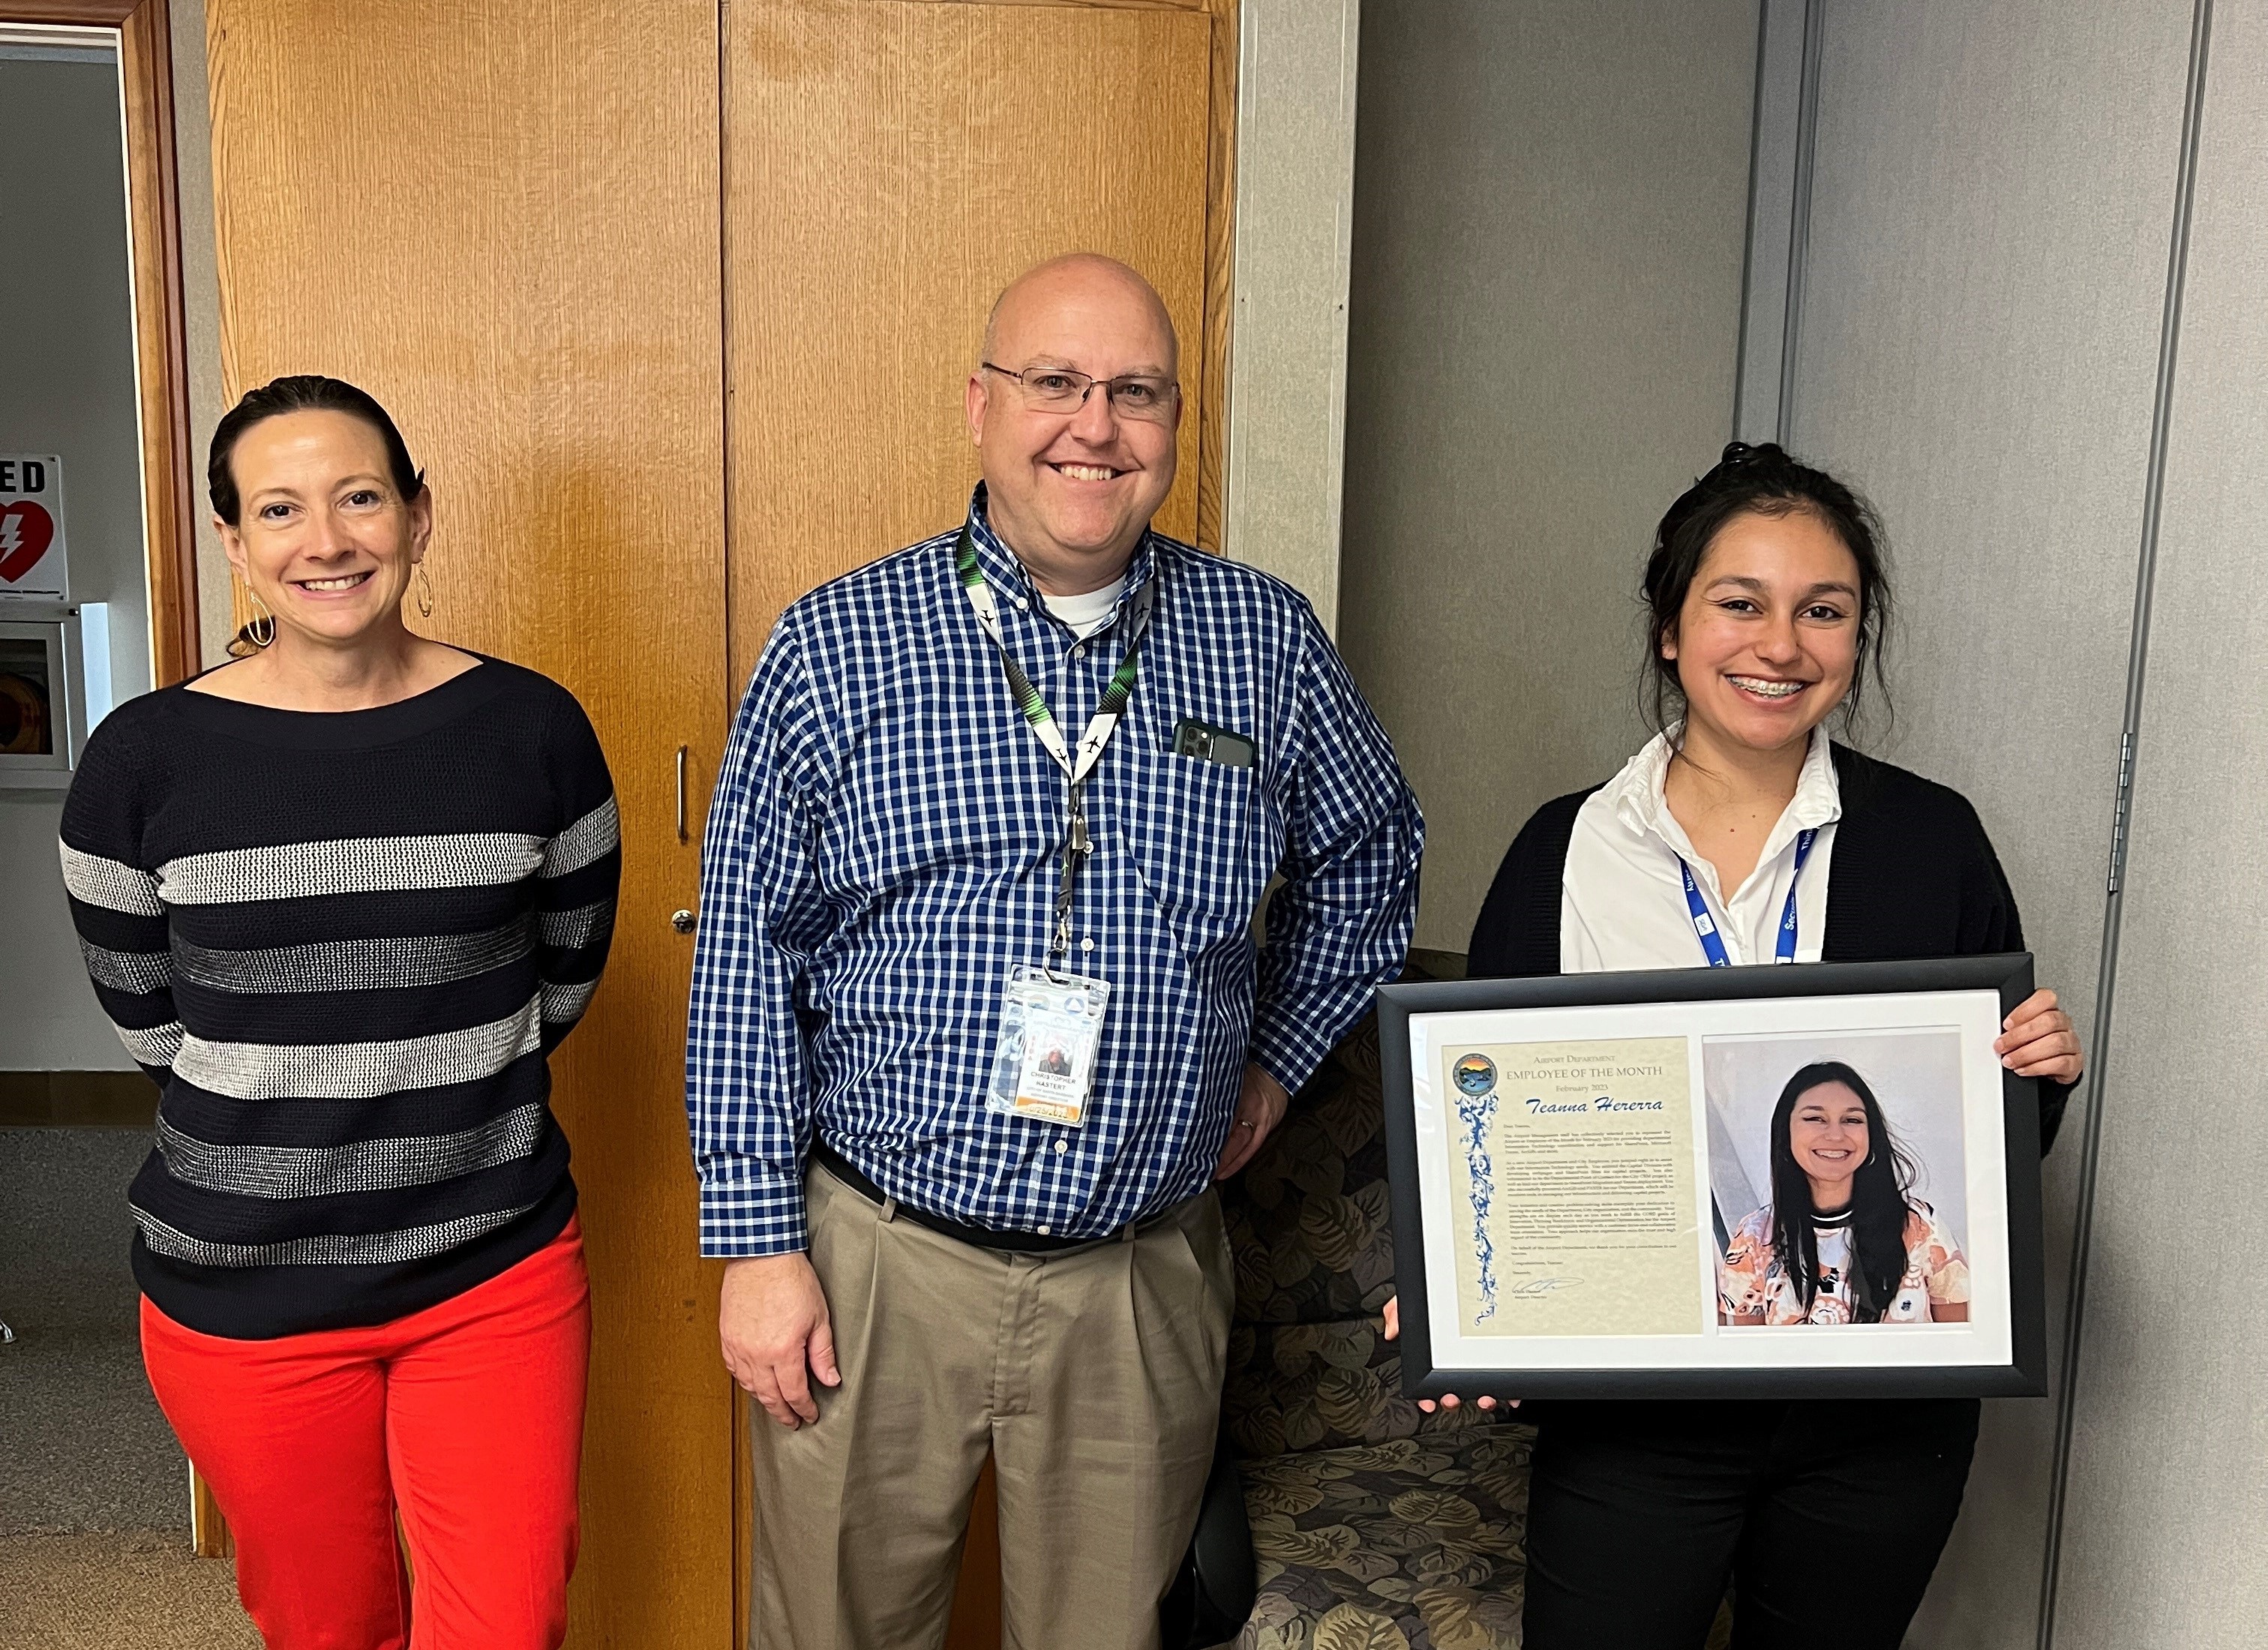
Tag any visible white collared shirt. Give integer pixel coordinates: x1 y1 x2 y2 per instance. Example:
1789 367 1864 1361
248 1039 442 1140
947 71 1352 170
1562 728 1842 974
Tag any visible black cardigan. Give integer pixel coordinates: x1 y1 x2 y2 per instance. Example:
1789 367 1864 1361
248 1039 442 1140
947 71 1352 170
1466 742 2072 1154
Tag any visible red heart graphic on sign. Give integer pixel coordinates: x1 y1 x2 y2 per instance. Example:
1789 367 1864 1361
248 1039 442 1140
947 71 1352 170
0 502 55 584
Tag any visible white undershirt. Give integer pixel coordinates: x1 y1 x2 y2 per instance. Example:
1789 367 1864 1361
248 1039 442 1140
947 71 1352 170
1040 578 1128 640
1561 727 1842 974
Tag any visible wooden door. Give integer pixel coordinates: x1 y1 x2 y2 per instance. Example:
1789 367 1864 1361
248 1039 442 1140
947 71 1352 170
722 4 1236 1642
205 3 733 1644
724 0 1233 686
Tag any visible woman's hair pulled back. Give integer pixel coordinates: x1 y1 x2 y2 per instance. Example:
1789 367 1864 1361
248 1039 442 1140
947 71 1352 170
1642 441 1893 742
208 374 425 528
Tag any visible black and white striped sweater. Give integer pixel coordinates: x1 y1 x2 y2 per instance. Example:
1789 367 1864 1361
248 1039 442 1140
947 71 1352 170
58 658 618 1338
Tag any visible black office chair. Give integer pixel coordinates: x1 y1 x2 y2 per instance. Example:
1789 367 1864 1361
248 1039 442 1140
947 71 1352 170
1160 1443 1256 1650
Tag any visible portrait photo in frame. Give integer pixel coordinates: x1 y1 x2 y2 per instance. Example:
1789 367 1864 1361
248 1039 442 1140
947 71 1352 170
1378 956 2048 1401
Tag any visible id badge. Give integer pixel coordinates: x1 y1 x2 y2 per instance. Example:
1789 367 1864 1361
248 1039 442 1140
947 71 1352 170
986 964 1111 1127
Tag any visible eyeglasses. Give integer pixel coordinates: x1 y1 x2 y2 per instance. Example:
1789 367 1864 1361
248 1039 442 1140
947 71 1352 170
980 362 1180 424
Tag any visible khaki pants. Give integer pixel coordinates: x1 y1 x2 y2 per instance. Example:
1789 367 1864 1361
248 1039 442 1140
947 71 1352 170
752 1163 1234 1650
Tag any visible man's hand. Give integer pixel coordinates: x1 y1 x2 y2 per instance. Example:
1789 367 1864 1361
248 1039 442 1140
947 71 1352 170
719 1251 840 1429
1995 987 2084 1084
1214 1064 1291 1180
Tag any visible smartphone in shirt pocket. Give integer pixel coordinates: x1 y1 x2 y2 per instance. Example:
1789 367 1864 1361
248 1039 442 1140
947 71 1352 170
1114 716 1267 956
1168 718 1256 769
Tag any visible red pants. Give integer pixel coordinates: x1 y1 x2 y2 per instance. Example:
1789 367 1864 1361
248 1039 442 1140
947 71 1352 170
141 1220 590 1650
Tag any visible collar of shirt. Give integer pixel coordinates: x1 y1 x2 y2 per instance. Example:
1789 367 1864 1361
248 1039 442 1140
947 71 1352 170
1562 724 1842 974
1042 579 1129 638
1604 724 1842 909
966 482 1157 643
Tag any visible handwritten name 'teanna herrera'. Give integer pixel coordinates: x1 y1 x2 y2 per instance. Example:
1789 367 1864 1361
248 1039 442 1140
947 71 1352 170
1524 1096 1667 1114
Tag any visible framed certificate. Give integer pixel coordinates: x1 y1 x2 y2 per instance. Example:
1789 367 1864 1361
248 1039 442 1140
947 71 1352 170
1379 956 2048 1400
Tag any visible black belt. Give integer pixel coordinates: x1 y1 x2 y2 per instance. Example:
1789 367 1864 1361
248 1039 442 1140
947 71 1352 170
811 1137 1151 1256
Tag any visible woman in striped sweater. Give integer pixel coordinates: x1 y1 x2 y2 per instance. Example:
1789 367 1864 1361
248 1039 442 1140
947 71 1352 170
59 376 617 1650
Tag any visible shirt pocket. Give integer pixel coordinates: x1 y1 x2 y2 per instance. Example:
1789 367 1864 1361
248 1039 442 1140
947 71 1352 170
1116 746 1277 962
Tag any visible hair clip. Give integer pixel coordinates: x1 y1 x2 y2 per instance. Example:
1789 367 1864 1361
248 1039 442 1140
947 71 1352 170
1718 441 1756 466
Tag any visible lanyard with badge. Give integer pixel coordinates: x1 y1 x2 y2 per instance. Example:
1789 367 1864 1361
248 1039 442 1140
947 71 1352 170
1680 827 1816 967
956 526 1156 1128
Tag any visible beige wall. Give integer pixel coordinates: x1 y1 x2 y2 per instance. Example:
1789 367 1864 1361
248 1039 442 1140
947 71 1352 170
1782 4 2194 1641
1222 0 1361 628
1336 0 1760 954
2051 2 2268 1642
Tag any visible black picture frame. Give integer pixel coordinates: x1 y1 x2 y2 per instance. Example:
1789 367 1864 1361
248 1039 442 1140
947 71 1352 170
1379 955 2048 1401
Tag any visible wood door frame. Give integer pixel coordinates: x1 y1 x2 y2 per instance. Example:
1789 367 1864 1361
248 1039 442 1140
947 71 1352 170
4 0 202 688
1197 0 1237 553
6 0 214 1562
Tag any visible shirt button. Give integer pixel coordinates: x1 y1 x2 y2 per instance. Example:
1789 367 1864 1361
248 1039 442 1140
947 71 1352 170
1054 1138 1069 1154
1072 644 1087 659
1080 937 1095 953
1036 1223 1052 1234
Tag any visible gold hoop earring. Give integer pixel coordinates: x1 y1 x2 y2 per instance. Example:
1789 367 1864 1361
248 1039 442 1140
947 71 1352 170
244 589 277 650
416 562 436 620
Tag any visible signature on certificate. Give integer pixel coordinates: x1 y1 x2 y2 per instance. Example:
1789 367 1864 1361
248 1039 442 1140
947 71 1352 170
1506 1276 1581 1298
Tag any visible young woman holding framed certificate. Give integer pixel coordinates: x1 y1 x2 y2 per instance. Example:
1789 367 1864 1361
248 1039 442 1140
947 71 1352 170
1384 442 2083 1649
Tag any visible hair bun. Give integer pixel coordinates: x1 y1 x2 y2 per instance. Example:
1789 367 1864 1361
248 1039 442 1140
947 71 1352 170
1720 440 1796 468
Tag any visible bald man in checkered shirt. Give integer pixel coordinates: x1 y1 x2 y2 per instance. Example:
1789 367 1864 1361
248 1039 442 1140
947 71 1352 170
687 255 1420 1649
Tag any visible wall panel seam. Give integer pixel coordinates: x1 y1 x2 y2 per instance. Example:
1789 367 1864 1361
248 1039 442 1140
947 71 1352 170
1732 0 1799 445
1773 0 1823 445
2036 3 2214 1643
1730 0 1770 438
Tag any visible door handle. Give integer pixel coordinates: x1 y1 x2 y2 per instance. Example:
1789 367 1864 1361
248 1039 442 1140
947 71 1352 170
675 745 690 843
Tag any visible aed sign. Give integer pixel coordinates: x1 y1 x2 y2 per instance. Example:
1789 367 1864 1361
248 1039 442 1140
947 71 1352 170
0 454 69 604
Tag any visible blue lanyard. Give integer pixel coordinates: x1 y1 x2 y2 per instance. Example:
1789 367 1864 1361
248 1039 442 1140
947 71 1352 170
1681 828 1817 968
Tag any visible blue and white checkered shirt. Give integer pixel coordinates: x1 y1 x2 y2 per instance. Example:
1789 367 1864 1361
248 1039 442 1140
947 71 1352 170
686 488 1422 1256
